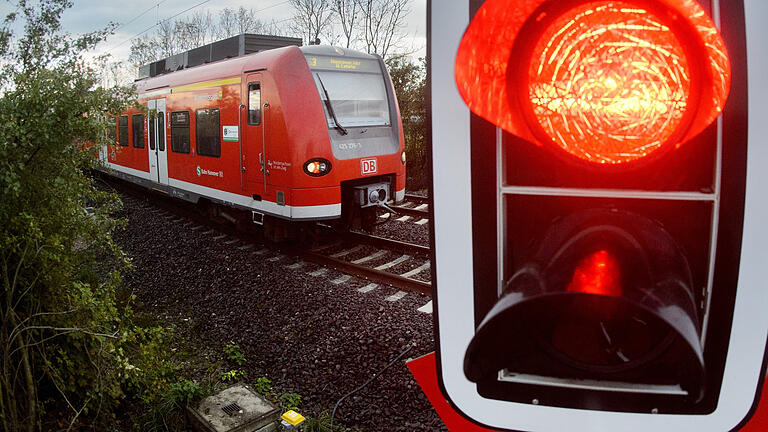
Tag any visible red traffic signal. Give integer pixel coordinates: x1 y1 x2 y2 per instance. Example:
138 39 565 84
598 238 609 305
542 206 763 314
428 0 768 430
455 0 730 167
456 0 732 413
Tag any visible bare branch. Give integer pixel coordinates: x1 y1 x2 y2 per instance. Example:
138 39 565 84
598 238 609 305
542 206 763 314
215 7 273 39
19 326 119 339
356 0 411 59
332 0 359 48
176 11 215 51
289 0 334 45
156 20 177 58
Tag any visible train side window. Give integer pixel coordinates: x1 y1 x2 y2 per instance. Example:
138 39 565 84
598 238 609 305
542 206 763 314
248 83 261 125
132 114 145 148
170 110 190 154
157 112 166 151
118 115 129 146
148 112 156 150
196 108 221 157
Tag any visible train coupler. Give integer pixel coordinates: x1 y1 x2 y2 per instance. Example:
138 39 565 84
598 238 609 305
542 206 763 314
353 182 391 208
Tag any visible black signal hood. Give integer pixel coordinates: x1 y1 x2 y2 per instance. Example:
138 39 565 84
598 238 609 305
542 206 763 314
464 208 706 402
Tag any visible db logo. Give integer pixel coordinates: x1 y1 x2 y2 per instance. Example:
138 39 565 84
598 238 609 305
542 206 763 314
361 158 377 175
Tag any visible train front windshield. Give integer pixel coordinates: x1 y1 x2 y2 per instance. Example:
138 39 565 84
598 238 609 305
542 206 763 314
312 71 391 128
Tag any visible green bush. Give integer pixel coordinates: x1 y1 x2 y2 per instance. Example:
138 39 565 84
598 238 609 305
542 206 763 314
0 1 178 430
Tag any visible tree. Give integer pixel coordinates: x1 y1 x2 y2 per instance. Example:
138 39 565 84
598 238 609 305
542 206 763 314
156 18 178 58
102 59 133 87
215 6 271 39
128 33 161 67
356 0 410 59
128 7 289 70
289 0 334 45
176 10 215 50
332 0 359 48
0 1 174 430
386 55 427 189
216 7 240 39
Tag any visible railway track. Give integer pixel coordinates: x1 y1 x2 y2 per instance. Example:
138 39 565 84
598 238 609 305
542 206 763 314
107 177 432 296
381 193 430 221
404 193 429 205
388 204 429 218
306 227 431 294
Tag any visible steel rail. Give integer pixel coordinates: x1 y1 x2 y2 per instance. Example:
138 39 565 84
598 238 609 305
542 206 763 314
299 250 431 295
388 205 429 218
403 193 429 205
343 230 430 255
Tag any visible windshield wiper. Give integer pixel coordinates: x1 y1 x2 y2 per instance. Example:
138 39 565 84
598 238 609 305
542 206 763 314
316 74 348 136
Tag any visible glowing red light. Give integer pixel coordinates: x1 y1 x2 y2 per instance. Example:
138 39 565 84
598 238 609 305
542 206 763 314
567 250 622 297
455 0 731 167
529 2 690 164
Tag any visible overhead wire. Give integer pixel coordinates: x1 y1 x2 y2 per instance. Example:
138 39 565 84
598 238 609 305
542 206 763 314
114 0 170 33
112 0 216 48
111 0 292 49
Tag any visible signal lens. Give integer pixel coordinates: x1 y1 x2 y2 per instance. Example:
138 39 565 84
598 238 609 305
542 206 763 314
455 0 731 167
567 249 622 297
528 1 690 165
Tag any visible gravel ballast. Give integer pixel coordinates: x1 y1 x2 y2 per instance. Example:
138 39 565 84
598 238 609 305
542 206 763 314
358 213 431 247
114 194 445 431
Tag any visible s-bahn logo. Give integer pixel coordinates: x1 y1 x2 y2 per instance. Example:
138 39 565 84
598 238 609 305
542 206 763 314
361 158 377 175
196 165 223 178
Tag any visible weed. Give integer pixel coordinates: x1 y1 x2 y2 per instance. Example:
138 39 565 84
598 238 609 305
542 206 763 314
168 379 205 408
279 392 303 412
137 378 208 431
221 369 247 383
254 377 272 395
303 411 347 432
223 341 246 366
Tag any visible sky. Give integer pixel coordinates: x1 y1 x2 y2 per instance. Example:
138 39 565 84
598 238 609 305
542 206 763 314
1 0 426 73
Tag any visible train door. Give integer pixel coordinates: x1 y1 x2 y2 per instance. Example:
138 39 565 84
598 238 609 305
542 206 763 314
147 99 169 185
242 73 267 196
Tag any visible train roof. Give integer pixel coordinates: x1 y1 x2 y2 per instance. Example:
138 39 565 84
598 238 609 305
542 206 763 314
137 34 303 80
135 45 298 95
135 38 382 97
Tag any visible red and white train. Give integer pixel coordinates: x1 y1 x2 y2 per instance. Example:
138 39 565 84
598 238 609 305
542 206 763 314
100 37 405 239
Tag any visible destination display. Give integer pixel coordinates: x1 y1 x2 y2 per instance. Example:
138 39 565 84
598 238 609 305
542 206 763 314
305 55 381 73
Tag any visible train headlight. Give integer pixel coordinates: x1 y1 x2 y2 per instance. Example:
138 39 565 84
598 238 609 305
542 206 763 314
401 150 407 165
303 158 332 177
